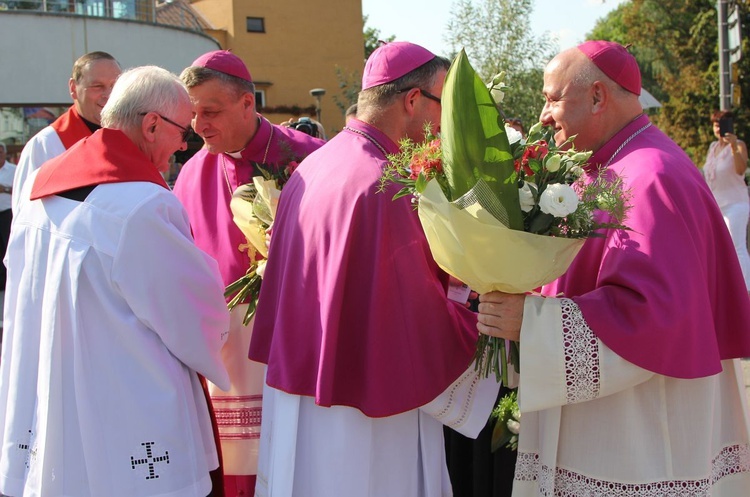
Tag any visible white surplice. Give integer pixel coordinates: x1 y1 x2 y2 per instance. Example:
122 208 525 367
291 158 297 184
0 178 231 497
513 297 750 496
12 126 65 215
254 363 501 497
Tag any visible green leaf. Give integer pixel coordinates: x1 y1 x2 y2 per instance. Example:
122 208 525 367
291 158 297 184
441 50 523 230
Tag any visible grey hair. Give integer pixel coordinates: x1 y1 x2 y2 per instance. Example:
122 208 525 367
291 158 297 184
100 66 188 130
358 55 451 110
180 66 255 100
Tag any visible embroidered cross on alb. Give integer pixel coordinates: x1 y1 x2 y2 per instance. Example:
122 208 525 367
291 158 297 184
130 441 169 480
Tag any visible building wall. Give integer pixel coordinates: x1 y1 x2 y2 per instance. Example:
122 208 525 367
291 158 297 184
192 0 364 136
0 11 220 105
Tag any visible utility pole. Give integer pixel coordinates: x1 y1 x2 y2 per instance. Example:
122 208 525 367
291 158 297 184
718 0 742 110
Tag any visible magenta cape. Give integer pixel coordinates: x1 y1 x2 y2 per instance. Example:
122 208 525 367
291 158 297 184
248 119 479 417
545 114 750 378
31 128 168 199
49 106 94 150
173 117 324 289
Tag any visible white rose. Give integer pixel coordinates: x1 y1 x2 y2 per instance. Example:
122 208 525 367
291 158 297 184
545 154 562 172
539 183 579 217
505 125 523 145
518 181 536 212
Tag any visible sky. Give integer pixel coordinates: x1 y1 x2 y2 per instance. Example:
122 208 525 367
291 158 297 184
361 0 629 57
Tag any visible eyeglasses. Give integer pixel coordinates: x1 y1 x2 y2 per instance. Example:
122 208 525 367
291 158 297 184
139 112 193 142
396 87 442 105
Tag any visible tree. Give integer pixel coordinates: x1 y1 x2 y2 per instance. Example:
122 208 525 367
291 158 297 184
589 0 750 164
364 14 396 59
445 0 558 129
333 16 397 119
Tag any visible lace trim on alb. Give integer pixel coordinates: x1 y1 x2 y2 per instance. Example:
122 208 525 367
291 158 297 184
561 298 600 404
514 444 750 496
432 367 480 428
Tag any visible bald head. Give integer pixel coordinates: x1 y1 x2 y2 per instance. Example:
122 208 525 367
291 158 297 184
540 47 642 153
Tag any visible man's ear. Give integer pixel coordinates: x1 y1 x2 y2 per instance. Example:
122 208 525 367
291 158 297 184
591 81 608 113
68 78 77 101
141 112 158 143
242 91 256 116
402 87 420 116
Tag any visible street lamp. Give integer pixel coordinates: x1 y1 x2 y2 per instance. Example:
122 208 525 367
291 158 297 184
310 88 326 123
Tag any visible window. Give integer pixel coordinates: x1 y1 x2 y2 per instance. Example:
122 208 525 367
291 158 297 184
255 90 266 109
246 17 265 33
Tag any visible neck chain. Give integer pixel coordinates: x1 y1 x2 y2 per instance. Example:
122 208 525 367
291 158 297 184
343 126 389 158
221 119 274 196
603 121 652 168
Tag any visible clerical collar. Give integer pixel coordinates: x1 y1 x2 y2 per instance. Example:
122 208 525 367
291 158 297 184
81 116 101 134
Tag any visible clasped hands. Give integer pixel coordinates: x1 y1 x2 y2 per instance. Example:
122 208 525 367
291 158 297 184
476 291 525 342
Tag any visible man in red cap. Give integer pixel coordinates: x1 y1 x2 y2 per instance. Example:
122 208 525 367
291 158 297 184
0 65 230 497
247 41 501 496
478 41 750 494
172 50 324 496
13 51 121 214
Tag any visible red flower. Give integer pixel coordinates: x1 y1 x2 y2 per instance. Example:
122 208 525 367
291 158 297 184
516 140 549 177
409 139 443 180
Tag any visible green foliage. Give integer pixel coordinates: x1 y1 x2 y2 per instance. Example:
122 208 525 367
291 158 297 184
588 0 750 165
445 0 558 128
332 16 397 117
363 14 396 59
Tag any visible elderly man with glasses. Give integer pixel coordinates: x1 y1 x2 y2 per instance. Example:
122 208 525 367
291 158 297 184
0 66 230 497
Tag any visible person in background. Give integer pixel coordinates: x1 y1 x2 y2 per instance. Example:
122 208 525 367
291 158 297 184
505 117 525 138
0 65 230 497
703 109 750 292
248 41 501 497
0 143 15 292
13 51 121 214
477 40 750 495
173 50 324 497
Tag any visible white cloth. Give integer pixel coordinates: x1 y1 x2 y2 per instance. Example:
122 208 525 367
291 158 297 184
513 296 750 496
254 362 500 497
703 141 749 209
207 309 264 475
720 201 750 290
0 176 231 497
0 162 16 212
12 126 66 215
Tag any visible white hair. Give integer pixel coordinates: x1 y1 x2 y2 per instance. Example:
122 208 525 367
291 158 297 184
101 66 189 130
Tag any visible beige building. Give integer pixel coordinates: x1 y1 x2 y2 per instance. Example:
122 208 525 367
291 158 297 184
190 0 365 136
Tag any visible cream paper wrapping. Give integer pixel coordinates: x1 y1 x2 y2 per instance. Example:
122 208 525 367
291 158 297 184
417 179 585 294
230 177 281 259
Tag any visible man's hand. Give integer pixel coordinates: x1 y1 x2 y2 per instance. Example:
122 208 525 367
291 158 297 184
477 292 525 342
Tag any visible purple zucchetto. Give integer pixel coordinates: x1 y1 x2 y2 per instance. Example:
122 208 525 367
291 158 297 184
191 50 253 83
361 41 436 90
577 40 641 96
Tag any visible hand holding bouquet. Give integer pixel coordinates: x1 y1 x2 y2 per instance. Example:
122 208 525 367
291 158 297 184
381 50 630 385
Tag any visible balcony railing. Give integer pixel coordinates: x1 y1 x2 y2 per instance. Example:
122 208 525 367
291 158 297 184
0 0 210 31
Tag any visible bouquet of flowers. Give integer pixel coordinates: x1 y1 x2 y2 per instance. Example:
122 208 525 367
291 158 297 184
380 49 630 385
224 161 298 325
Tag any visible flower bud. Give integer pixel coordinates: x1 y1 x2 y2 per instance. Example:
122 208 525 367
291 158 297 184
569 151 592 163
545 154 562 172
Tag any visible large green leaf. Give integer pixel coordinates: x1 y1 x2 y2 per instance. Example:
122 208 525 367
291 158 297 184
441 50 524 230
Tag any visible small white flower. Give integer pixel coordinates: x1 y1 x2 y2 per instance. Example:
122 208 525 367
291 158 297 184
539 183 579 217
505 125 523 145
490 87 505 104
545 154 562 172
255 259 268 279
489 71 505 87
507 419 520 435
518 182 536 212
